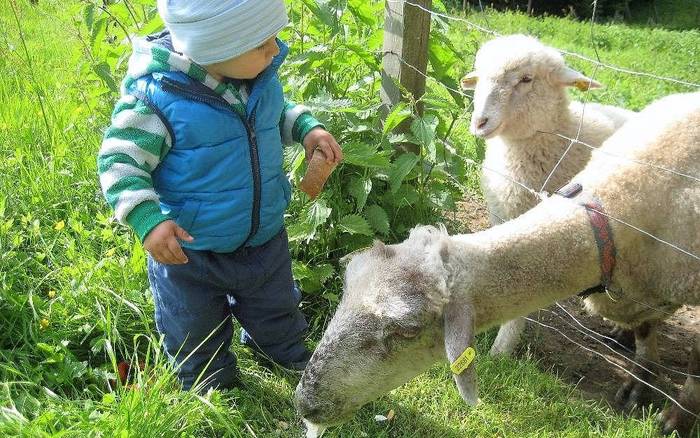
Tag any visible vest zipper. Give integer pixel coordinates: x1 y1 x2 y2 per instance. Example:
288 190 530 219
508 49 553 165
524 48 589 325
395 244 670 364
243 114 261 244
161 78 262 246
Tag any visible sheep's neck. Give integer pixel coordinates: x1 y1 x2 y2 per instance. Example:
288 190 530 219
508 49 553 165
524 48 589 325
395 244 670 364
449 196 601 332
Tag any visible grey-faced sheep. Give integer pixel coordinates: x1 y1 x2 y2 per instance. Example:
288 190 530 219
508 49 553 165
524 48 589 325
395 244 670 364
296 92 700 437
461 34 635 356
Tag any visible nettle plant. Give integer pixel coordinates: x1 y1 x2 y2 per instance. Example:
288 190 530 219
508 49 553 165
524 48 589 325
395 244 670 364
79 0 474 308
282 1 472 302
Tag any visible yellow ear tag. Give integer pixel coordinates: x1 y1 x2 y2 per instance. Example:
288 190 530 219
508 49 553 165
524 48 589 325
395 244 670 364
574 79 592 91
450 346 476 375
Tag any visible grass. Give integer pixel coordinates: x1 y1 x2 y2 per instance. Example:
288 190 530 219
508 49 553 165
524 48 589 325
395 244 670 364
0 0 698 436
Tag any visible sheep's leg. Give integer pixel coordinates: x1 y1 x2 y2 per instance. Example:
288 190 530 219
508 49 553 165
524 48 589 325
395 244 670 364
614 321 659 410
658 336 700 437
489 318 526 357
607 325 635 351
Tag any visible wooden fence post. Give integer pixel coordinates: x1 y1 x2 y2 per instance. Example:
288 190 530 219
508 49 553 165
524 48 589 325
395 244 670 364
381 0 433 153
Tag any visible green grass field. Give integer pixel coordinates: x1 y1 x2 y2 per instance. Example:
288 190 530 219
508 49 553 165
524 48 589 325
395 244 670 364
1 0 698 436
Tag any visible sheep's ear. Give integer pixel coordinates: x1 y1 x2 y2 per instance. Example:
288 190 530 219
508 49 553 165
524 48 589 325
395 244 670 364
372 240 396 258
339 253 352 267
339 246 370 267
444 301 479 405
553 66 602 91
460 71 478 90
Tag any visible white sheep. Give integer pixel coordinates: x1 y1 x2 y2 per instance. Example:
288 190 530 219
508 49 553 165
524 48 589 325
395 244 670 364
461 34 635 356
296 92 700 437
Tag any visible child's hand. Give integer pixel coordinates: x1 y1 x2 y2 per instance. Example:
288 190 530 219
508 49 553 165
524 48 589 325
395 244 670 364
143 220 194 265
303 128 343 164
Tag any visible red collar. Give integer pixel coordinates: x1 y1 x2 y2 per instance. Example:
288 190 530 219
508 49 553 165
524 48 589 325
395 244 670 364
555 182 616 296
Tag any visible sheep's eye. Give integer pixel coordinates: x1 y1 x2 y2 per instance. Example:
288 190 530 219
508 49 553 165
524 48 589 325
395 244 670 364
388 323 420 339
383 321 421 340
520 75 533 84
397 329 419 339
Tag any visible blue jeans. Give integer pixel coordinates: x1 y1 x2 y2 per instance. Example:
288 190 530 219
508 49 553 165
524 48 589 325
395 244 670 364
147 229 309 390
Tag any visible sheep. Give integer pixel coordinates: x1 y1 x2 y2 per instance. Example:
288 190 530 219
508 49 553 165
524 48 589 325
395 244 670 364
295 92 700 437
461 34 636 356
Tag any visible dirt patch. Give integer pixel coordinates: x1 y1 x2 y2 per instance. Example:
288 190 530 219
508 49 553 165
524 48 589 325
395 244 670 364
458 193 700 411
528 299 698 408
454 192 492 233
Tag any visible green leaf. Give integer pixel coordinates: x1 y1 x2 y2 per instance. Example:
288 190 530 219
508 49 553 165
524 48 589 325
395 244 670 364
288 221 316 243
366 29 384 51
389 152 420 193
364 205 390 235
346 44 380 70
383 102 411 136
314 264 335 283
90 17 107 47
301 0 336 30
292 260 313 280
388 133 415 144
37 343 56 355
428 34 459 79
93 62 118 93
83 3 95 31
102 393 116 405
342 142 391 169
139 15 164 36
129 239 146 274
305 92 353 112
411 114 439 148
284 143 305 177
385 184 420 208
294 262 335 293
428 182 457 210
348 0 377 27
423 94 459 113
347 176 372 211
307 199 332 229
426 138 438 162
339 214 373 236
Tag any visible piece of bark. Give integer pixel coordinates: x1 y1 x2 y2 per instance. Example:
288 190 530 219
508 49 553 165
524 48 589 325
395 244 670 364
299 150 337 199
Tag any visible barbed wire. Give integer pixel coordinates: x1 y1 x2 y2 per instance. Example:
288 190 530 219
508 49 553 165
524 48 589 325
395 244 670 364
587 205 700 262
537 132 700 184
382 0 700 422
449 126 700 393
440 136 700 264
552 303 700 379
409 52 700 264
448 125 700 410
542 308 660 378
524 315 700 420
381 50 471 98
540 0 604 192
383 49 700 188
389 0 700 89
387 0 499 36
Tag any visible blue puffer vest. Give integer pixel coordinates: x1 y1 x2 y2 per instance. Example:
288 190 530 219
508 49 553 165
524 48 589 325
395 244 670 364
128 43 292 253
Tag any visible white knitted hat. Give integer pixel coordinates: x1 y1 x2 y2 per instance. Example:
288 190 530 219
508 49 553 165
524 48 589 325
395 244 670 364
157 0 289 65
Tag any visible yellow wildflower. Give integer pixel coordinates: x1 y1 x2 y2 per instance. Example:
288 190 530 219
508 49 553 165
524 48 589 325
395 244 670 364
40 318 49 329
48 290 56 299
54 220 65 231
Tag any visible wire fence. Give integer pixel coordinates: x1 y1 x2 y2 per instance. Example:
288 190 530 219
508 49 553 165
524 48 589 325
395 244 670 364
382 9 700 261
381 0 700 422
391 0 700 89
524 315 699 420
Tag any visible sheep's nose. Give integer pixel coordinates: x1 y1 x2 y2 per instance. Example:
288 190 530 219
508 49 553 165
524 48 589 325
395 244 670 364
476 117 489 129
